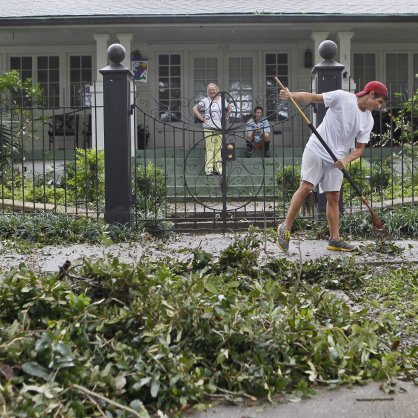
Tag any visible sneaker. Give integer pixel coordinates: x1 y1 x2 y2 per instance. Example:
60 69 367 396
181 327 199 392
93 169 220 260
264 150 271 158
327 239 355 252
277 223 290 253
245 148 252 158
205 171 214 176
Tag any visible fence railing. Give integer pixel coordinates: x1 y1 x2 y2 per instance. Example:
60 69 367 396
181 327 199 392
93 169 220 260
1 86 417 232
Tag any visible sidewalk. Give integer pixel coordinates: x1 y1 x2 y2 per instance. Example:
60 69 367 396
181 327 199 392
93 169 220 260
2 234 417 273
186 379 418 418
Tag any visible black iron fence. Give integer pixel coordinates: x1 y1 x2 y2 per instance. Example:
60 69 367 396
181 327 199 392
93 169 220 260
1 82 417 232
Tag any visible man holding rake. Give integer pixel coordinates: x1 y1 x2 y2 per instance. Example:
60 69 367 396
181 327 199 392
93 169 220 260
277 81 387 253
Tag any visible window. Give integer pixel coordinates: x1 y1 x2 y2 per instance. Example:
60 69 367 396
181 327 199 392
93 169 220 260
10 57 33 106
11 55 59 107
37 56 60 108
158 54 181 122
10 56 33 81
353 53 376 92
228 57 253 120
386 53 409 97
265 53 288 120
193 57 218 101
70 56 92 107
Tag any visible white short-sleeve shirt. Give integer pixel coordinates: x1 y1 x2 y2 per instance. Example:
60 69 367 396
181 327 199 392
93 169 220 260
199 96 229 130
305 90 374 163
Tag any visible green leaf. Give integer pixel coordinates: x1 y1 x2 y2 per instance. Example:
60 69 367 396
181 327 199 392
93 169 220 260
151 378 160 398
22 362 51 380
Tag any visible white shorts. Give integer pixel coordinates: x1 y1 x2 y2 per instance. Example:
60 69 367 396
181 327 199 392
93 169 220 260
301 147 343 193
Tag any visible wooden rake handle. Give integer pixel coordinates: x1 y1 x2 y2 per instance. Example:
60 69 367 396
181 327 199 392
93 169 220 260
274 77 311 125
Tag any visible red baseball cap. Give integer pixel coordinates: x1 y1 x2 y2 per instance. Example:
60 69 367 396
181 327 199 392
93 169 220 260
356 81 388 99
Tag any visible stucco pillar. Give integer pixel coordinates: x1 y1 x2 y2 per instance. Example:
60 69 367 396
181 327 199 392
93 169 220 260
91 34 110 150
311 32 330 66
116 33 133 68
337 32 355 91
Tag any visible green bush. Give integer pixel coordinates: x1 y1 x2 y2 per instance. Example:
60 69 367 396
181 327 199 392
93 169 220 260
133 160 167 214
275 162 301 202
343 158 392 201
64 148 105 206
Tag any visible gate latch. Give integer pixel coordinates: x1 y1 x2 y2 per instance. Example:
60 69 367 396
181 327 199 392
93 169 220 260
225 142 235 161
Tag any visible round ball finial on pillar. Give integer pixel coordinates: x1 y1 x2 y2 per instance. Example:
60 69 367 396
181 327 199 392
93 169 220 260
107 43 126 65
318 40 338 61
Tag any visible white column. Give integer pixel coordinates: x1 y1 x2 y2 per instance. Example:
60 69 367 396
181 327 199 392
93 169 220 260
116 33 136 155
92 34 110 150
337 32 355 91
116 33 133 68
93 34 110 81
311 32 330 65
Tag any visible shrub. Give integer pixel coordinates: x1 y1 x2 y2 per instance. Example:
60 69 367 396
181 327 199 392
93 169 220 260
275 162 301 202
133 160 166 214
64 148 105 206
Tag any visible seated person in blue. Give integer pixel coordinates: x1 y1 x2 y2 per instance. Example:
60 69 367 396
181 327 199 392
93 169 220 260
245 106 271 157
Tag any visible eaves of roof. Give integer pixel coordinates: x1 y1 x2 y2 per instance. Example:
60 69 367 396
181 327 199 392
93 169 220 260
1 13 418 27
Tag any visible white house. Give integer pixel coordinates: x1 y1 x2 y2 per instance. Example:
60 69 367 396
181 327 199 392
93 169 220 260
1 1 418 149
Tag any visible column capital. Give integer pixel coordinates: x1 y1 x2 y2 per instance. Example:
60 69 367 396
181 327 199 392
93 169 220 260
311 32 330 66
116 33 133 42
336 32 355 42
311 32 329 43
93 33 110 42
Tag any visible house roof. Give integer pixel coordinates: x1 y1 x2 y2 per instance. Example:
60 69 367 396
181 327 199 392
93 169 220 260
1 0 418 22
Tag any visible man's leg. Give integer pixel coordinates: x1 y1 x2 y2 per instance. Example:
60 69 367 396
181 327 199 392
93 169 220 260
277 181 314 252
284 181 315 230
325 191 340 240
326 190 355 251
246 133 254 157
263 133 270 157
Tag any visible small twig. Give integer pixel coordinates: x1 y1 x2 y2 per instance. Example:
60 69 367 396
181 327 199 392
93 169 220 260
72 384 149 418
216 386 257 401
57 260 71 280
356 397 394 402
86 393 107 417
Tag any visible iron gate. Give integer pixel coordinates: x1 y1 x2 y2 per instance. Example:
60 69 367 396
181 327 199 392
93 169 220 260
133 90 295 232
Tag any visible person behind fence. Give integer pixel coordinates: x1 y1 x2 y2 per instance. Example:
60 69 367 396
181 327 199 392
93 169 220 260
277 80 388 253
193 83 232 176
245 106 271 157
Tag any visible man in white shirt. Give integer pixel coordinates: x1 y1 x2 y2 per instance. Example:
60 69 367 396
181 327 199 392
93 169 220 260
277 81 387 253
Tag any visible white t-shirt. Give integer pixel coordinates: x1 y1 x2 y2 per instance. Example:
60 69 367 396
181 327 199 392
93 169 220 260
246 118 271 143
199 96 229 130
306 90 374 163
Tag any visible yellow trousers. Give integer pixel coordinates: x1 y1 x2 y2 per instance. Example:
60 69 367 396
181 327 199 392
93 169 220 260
204 129 222 174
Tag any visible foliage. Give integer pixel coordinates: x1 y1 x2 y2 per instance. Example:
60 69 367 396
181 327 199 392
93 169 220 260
133 160 167 214
0 213 140 244
343 158 393 201
338 205 418 239
133 160 172 235
0 232 416 416
0 70 42 172
64 148 105 205
275 162 301 202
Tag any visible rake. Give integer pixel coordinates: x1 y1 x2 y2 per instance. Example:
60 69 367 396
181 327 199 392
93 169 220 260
274 76 386 233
